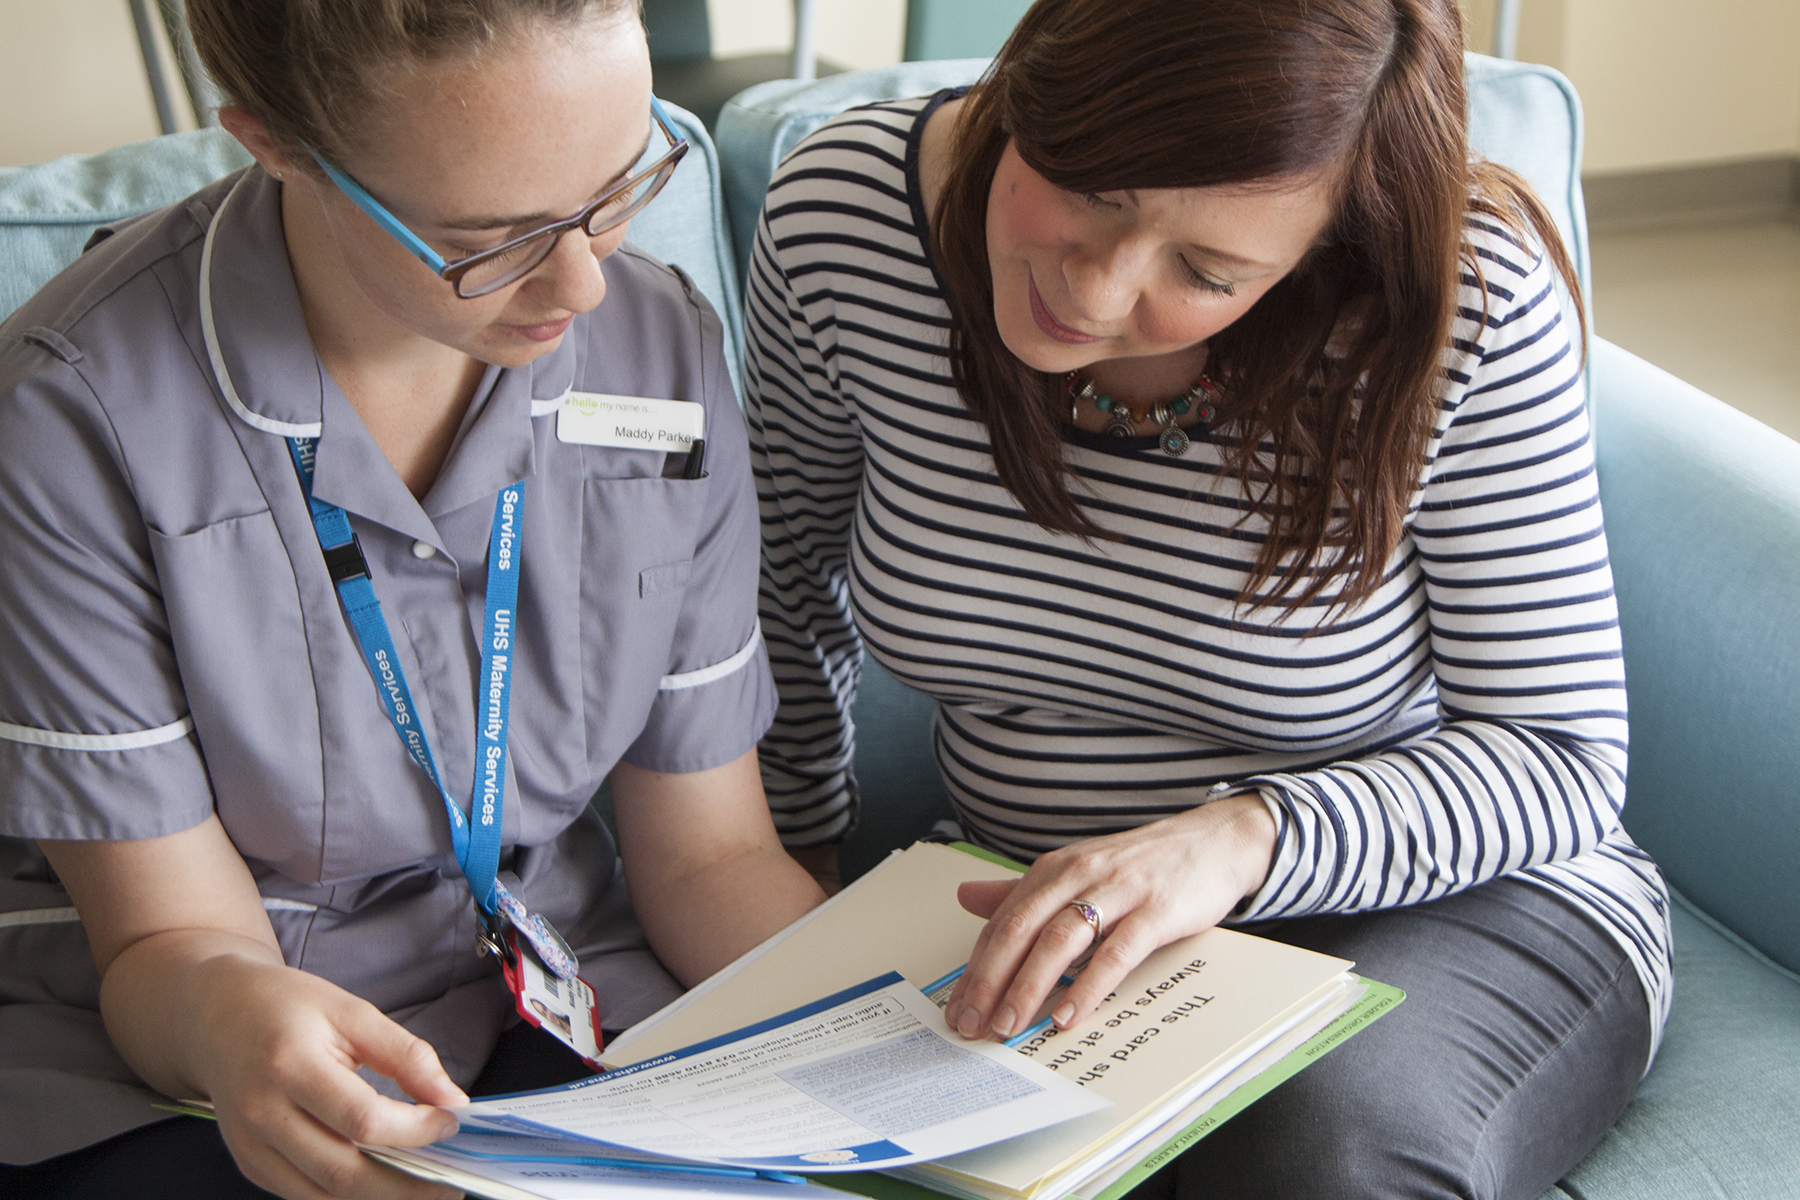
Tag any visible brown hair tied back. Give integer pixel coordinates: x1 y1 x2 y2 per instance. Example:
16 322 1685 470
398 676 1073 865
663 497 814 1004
933 0 1584 616
187 0 641 171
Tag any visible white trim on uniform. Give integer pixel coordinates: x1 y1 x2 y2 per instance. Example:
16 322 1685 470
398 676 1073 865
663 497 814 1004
658 625 763 691
200 176 324 440
0 715 195 752
0 898 318 931
530 389 571 418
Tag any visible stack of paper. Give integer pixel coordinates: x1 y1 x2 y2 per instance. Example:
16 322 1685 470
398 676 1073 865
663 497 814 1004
360 843 1400 1200
605 843 1402 1200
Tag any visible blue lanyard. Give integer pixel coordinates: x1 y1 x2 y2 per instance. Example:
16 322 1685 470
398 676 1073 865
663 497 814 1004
287 438 536 944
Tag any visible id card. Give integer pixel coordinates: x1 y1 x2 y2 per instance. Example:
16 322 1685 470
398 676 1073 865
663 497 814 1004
501 928 605 1069
556 392 704 452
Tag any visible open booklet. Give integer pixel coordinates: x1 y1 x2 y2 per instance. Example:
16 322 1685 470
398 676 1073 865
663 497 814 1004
359 842 1400 1200
353 966 1108 1199
602 842 1402 1200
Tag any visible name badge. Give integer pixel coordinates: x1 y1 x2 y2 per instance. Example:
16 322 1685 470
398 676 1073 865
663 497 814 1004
556 392 705 452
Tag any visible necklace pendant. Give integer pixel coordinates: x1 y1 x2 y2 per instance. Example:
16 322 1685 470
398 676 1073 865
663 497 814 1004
1065 367 1222 450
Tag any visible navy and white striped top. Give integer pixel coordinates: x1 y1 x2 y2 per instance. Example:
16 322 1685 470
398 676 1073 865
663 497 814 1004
744 93 1671 1050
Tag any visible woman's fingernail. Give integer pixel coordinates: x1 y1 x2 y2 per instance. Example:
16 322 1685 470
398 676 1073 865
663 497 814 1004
944 1000 962 1026
992 1007 1017 1037
957 1007 984 1040
1053 1003 1075 1028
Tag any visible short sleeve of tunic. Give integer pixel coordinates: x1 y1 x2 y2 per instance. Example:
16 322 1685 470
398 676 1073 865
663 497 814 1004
0 252 216 840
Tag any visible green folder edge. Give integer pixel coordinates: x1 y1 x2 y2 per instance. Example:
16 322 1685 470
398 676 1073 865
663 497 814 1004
814 843 1408 1200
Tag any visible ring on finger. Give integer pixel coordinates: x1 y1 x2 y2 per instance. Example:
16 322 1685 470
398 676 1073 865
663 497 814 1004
1067 899 1104 943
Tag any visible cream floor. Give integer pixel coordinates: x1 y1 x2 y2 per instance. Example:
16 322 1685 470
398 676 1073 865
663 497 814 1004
1588 218 1800 443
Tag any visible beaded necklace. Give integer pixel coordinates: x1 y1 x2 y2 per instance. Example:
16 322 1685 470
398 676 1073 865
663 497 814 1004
1065 369 1220 457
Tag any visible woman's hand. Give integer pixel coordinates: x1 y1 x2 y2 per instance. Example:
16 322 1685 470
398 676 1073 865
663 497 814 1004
942 795 1279 1042
171 949 467 1200
42 819 465 1199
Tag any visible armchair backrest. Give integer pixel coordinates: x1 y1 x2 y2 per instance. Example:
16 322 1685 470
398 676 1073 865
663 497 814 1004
0 103 745 393
904 0 1033 62
0 130 252 323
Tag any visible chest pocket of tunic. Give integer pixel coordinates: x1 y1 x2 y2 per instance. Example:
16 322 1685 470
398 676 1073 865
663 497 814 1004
146 509 327 877
578 476 706 770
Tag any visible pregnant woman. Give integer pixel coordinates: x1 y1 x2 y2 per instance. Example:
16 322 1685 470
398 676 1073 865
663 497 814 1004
747 0 1669 1195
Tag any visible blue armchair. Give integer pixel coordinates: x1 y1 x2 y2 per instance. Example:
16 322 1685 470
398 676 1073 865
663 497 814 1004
710 55 1800 1199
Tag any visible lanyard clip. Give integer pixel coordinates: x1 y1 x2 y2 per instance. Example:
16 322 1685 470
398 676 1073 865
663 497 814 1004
321 533 370 584
475 904 514 964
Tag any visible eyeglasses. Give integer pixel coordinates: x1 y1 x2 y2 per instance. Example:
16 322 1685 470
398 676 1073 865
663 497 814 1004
306 96 689 299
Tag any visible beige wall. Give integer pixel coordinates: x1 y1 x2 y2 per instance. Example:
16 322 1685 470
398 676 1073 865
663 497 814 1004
711 0 905 71
0 0 907 168
0 0 189 167
1465 0 1800 176
1562 0 1800 174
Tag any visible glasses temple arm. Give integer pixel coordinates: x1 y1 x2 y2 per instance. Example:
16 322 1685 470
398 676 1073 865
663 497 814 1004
648 95 686 147
304 146 450 273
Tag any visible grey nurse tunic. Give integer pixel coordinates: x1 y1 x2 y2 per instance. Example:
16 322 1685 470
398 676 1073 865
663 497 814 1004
0 169 776 1163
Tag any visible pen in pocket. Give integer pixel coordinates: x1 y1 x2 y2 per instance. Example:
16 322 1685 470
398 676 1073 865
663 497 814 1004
681 437 706 479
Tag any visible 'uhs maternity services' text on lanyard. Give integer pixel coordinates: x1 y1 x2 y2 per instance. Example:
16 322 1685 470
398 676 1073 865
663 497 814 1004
287 438 582 986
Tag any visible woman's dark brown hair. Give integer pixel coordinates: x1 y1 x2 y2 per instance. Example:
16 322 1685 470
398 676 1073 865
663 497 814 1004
933 0 1583 614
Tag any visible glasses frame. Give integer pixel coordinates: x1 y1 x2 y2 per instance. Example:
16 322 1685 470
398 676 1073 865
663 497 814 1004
306 95 689 298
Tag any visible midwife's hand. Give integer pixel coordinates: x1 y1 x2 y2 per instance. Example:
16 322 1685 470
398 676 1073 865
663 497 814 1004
942 795 1278 1042
180 952 467 1200
42 818 467 1199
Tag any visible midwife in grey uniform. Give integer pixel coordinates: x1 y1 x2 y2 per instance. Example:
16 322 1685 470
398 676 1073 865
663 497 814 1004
0 2 824 1197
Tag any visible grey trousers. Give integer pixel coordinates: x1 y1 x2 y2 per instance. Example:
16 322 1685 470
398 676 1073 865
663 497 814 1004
1133 875 1653 1200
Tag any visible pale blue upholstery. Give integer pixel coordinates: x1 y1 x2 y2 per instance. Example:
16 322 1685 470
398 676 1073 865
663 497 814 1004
717 58 994 275
1589 341 1800 975
0 129 251 320
713 55 1800 1199
0 102 744 393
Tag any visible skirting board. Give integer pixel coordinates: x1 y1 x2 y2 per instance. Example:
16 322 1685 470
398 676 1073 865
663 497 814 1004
1584 156 1800 233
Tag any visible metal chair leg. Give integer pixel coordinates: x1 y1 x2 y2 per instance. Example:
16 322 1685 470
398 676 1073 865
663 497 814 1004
127 0 181 135
156 0 221 127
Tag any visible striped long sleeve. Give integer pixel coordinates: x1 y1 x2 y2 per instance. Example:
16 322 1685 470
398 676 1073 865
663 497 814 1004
1233 221 1633 919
